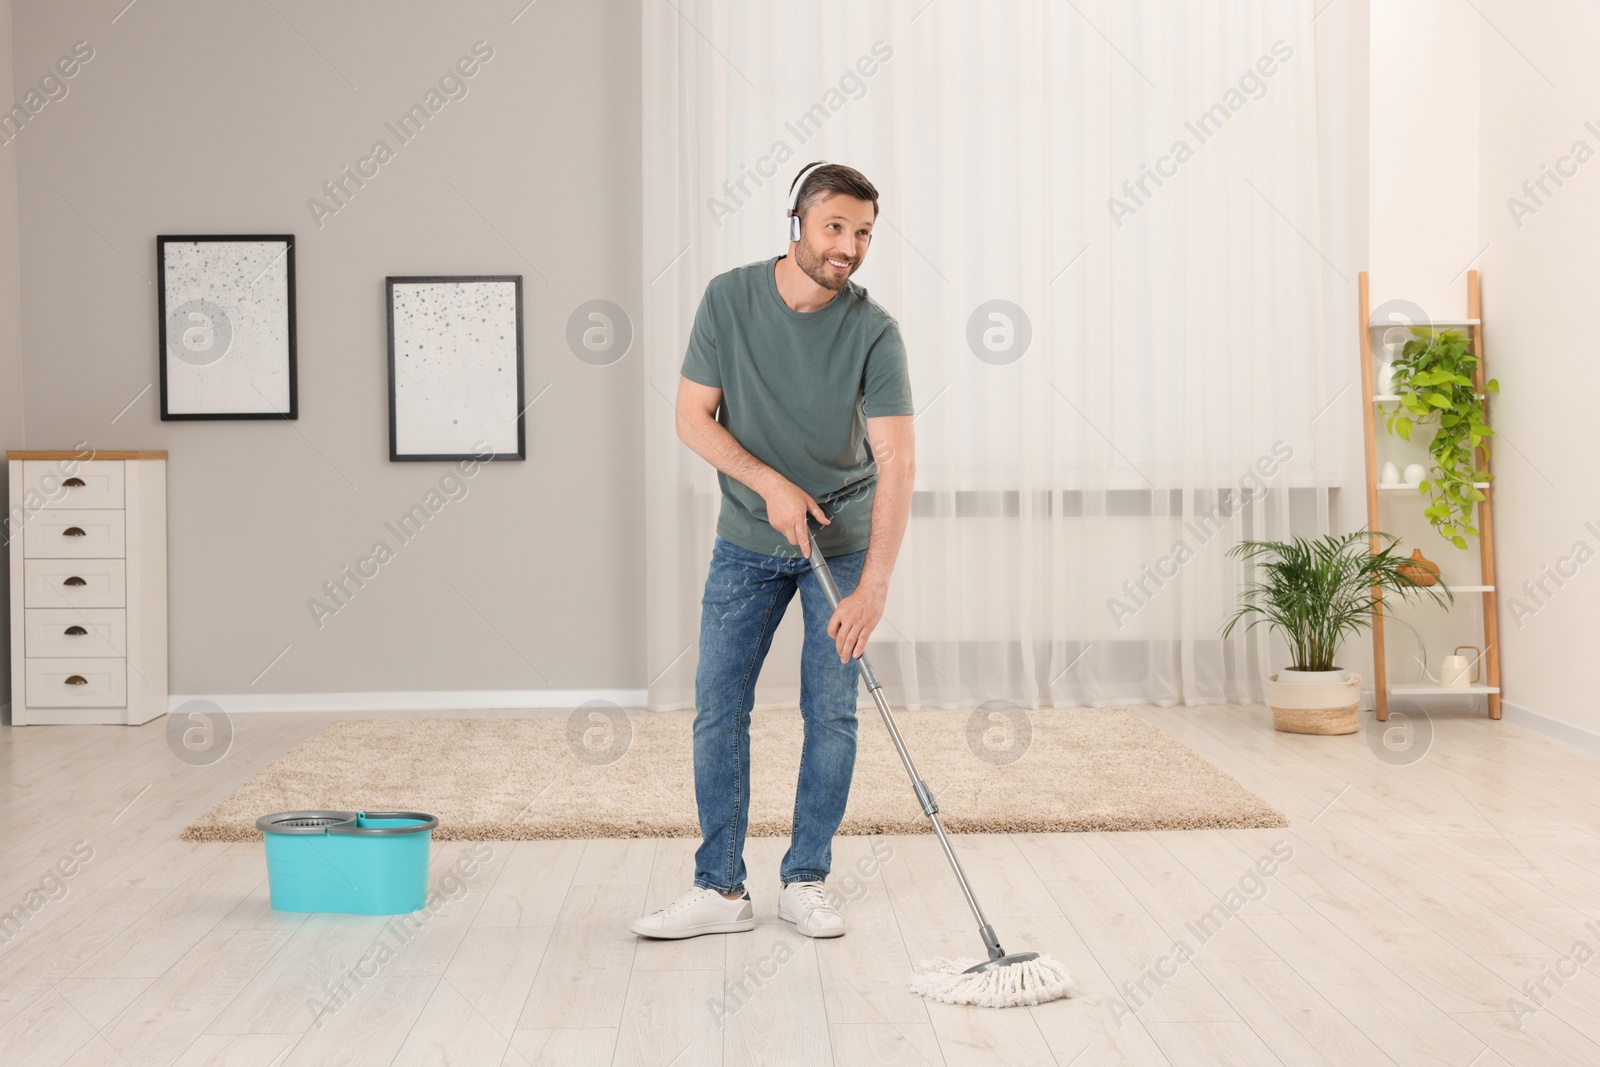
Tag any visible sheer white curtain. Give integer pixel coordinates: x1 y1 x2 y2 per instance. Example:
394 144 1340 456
642 1 1343 712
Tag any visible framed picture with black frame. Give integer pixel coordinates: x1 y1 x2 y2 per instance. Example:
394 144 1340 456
157 234 297 420
385 274 526 462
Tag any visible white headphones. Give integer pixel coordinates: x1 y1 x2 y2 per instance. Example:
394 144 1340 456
786 161 831 243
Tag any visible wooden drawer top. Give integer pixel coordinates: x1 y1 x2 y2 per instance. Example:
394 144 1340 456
8 450 168 460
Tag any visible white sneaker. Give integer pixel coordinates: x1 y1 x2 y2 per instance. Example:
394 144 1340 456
630 885 755 939
777 881 846 938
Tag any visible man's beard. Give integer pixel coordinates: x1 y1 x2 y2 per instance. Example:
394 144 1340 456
795 239 853 291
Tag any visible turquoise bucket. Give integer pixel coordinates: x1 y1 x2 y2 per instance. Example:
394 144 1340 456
257 810 438 915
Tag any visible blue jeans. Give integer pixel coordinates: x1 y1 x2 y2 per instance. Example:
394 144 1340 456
692 535 869 896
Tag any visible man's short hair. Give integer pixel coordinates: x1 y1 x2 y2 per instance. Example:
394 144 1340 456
790 162 879 222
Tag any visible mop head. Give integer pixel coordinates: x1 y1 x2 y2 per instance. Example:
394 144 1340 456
909 954 1076 1008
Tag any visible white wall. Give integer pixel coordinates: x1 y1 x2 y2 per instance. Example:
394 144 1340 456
1369 0 1479 319
1477 0 1600 745
1362 1 1490 709
1368 0 1600 746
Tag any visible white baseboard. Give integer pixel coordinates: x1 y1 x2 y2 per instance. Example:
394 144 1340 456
1499 699 1600 757
168 689 649 714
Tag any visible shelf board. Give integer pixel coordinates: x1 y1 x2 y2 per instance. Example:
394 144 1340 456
1388 684 1499 695
1370 319 1480 327
1379 482 1489 490
1389 584 1495 596
1373 394 1492 403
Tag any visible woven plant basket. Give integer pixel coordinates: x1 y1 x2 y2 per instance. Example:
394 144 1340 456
1265 672 1361 735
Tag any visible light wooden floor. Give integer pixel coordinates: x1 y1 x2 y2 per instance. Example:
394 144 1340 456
2 703 1599 1066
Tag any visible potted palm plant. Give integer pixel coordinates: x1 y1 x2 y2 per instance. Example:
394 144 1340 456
1222 531 1453 734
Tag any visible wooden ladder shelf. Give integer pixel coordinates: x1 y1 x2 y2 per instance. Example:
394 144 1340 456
1358 270 1502 722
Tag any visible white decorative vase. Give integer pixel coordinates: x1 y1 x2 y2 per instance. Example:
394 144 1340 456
1380 461 1400 484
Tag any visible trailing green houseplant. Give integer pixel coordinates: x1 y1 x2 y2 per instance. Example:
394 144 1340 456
1381 327 1499 550
1222 531 1453 671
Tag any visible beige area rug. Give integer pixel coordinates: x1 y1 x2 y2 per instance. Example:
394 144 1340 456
181 708 1287 842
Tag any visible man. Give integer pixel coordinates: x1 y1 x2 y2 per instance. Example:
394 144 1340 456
630 162 915 941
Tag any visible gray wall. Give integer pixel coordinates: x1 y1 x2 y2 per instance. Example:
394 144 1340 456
1 0 25 719
1 0 644 711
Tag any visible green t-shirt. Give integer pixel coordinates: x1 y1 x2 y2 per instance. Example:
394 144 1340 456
680 253 914 558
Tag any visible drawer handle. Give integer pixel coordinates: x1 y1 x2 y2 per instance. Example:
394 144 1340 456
65 675 88 685
63 527 87 537
64 625 88 635
64 576 87 586
64 477 86 487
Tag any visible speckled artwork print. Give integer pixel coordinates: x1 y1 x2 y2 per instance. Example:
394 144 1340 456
162 240 291 413
390 279 520 457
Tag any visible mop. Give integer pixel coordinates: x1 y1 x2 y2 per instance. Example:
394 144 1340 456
805 524 1076 1008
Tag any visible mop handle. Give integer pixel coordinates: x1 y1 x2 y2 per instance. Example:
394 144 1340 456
804 525 1006 958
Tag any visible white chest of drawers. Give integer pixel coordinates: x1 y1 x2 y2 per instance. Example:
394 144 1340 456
8 451 169 725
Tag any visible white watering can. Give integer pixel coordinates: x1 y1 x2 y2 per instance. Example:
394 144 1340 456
1419 645 1482 688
